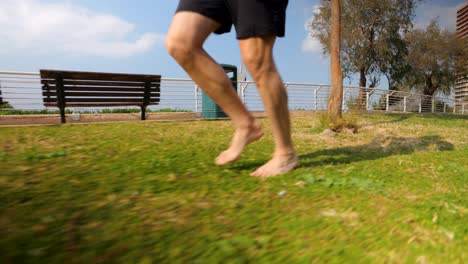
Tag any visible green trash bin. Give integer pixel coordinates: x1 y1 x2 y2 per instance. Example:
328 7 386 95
202 64 237 119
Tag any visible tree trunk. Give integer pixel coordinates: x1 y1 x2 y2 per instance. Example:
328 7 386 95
355 67 367 110
328 0 343 123
424 75 437 96
421 76 437 112
359 68 367 88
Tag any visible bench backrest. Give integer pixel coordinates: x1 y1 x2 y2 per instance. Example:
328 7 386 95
40 70 161 108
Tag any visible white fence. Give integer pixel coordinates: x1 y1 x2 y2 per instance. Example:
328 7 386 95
0 71 466 115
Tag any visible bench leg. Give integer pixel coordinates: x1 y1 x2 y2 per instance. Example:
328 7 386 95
141 106 146 120
60 106 66 124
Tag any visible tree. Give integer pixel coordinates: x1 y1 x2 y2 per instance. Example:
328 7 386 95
309 0 419 108
328 0 343 123
0 86 8 106
404 21 467 97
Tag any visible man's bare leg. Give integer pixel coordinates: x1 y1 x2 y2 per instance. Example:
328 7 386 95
166 12 263 165
239 36 297 178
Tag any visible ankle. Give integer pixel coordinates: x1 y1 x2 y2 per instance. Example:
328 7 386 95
235 116 258 130
273 149 296 158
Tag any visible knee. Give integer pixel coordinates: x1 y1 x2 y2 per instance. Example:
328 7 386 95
242 52 275 82
165 35 195 67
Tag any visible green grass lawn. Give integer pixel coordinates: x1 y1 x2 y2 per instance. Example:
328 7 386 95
0 114 466 263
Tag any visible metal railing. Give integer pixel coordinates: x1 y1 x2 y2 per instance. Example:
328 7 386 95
0 71 466 115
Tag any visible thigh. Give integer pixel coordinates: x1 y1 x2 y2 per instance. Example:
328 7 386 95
167 11 220 48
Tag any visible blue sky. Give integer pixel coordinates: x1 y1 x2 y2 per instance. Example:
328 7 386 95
0 0 466 86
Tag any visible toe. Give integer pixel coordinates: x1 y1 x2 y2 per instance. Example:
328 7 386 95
215 152 228 166
250 168 262 177
215 150 239 166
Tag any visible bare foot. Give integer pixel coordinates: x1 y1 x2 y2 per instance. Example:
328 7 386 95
250 152 298 178
215 119 263 166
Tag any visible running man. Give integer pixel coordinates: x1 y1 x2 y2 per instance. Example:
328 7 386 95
165 0 297 177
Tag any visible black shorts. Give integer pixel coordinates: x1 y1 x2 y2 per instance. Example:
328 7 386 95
176 0 289 39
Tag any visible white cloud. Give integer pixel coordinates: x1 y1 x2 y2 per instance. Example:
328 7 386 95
415 4 458 31
302 35 322 53
302 5 323 53
0 0 164 58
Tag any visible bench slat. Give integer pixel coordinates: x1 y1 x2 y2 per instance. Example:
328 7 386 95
42 92 160 97
45 103 150 107
43 86 158 92
41 80 159 87
44 98 160 103
41 70 161 82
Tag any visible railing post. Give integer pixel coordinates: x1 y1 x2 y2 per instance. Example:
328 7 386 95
342 88 349 111
419 99 422 113
386 94 390 112
432 98 435 113
443 102 447 113
463 103 466 114
241 83 249 104
403 96 407 113
314 87 320 111
194 85 199 113
237 82 243 102
242 86 245 104
366 92 370 111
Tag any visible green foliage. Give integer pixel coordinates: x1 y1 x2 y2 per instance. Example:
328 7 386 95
345 96 367 111
0 109 73 115
155 108 192 113
0 114 466 263
312 112 331 133
309 1 464 96
404 21 467 96
309 0 420 88
314 112 359 133
0 103 13 109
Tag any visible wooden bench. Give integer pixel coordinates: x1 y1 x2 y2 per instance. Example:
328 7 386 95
40 69 161 123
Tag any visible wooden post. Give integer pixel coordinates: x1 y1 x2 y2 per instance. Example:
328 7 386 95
327 0 343 123
55 73 66 124
140 106 146 121
142 80 151 120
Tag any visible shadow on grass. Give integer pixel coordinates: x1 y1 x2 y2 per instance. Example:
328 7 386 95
298 135 454 168
374 114 411 123
231 135 454 171
416 113 468 121
361 113 467 129
358 114 412 129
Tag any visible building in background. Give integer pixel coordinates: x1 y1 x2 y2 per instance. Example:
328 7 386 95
455 2 468 103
